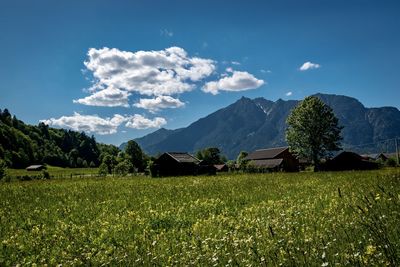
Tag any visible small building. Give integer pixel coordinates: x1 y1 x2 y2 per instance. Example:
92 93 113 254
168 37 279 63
245 147 299 172
152 152 201 177
26 165 45 171
322 151 379 171
214 164 228 172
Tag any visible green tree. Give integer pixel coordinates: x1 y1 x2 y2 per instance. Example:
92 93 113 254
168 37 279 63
114 160 133 176
98 163 108 177
236 151 249 171
196 147 224 165
124 140 145 171
286 96 342 171
101 154 116 174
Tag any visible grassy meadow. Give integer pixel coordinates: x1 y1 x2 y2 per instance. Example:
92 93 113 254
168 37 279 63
1 169 399 266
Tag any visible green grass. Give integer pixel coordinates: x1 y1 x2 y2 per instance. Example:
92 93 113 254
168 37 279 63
1 169 399 266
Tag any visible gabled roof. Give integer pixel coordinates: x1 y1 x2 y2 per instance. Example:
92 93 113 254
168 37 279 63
246 147 288 160
249 159 283 168
214 164 227 171
361 153 387 160
165 152 200 163
26 165 44 170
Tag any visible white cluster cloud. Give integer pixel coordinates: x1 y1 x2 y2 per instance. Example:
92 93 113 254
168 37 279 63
73 87 131 107
286 91 293 96
299 61 321 71
126 114 166 129
78 46 215 107
133 95 185 113
41 112 166 134
202 70 264 95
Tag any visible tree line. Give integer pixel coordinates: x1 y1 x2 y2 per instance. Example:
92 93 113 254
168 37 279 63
0 108 132 169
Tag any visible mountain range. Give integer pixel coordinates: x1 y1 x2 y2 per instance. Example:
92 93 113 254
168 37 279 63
122 93 400 159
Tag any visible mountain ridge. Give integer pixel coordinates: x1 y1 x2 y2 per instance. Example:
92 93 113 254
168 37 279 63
122 93 400 159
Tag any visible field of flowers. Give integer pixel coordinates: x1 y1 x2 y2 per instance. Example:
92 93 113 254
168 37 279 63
1 169 399 266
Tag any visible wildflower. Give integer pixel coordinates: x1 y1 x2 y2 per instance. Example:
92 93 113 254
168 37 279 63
366 245 376 255
322 262 329 266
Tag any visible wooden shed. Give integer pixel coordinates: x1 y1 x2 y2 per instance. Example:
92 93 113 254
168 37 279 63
152 152 201 177
26 165 45 171
322 151 379 171
245 147 299 172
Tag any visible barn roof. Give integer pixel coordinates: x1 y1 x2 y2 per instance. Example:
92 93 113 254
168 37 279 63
250 159 283 168
166 152 201 163
246 147 288 160
361 153 387 160
214 164 227 171
26 165 44 170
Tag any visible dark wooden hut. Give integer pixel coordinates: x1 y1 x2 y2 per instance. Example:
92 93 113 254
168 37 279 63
322 151 379 171
152 152 201 177
26 165 45 171
245 147 299 172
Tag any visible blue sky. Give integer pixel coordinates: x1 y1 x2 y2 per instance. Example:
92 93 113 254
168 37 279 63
1 0 399 146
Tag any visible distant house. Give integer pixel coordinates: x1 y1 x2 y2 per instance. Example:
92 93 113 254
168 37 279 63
26 165 45 171
245 147 299 172
214 164 228 172
322 151 379 171
152 152 203 177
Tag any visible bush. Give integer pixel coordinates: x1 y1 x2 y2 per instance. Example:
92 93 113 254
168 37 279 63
0 160 7 180
386 158 398 167
114 160 133 176
98 162 108 177
42 170 50 179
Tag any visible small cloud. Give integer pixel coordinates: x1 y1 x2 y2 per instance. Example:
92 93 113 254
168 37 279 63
225 67 234 73
202 70 265 95
286 91 293 96
299 61 321 71
41 112 127 135
41 112 167 133
133 95 185 113
73 87 131 107
231 61 240 65
202 42 208 48
260 69 272 74
125 114 166 129
160 29 174 37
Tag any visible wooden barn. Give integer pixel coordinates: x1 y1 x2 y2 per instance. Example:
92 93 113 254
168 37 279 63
26 165 45 171
151 152 202 177
322 151 379 171
245 147 299 172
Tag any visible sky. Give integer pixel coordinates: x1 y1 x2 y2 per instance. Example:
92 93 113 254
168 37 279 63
1 0 399 146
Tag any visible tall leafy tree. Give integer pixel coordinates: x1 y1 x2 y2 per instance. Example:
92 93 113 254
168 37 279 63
196 147 225 165
286 96 342 171
124 140 145 171
236 151 249 170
